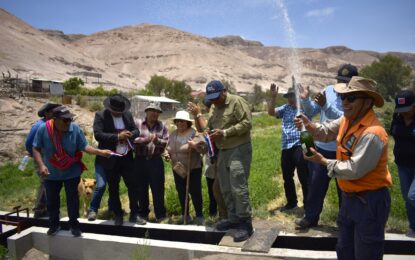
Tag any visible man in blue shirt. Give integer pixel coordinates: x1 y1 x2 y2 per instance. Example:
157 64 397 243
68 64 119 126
295 64 358 229
25 102 60 218
33 106 111 237
268 84 310 212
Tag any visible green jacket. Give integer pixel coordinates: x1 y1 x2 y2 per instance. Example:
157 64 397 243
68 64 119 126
208 94 252 149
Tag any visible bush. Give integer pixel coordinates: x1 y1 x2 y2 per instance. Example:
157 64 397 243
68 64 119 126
75 95 87 108
88 101 103 112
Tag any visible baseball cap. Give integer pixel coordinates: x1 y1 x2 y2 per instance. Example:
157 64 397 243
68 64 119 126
335 64 358 83
52 106 75 119
205 80 224 101
394 90 415 113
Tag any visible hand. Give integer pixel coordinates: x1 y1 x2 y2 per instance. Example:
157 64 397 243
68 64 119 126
270 83 279 97
303 147 328 165
134 137 146 144
39 164 49 177
298 84 310 100
187 140 197 150
118 130 132 141
100 149 113 158
151 134 158 143
209 129 224 141
294 113 312 131
163 153 171 161
314 91 326 107
187 102 201 116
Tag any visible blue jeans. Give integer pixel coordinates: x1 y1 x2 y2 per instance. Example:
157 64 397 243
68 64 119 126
336 188 390 260
89 162 113 213
45 176 80 229
397 165 415 230
305 147 342 224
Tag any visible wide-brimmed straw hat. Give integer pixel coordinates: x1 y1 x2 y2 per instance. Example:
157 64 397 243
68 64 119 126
334 76 384 107
173 110 193 122
103 94 131 113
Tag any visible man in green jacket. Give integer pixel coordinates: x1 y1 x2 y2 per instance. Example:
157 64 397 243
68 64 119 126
205 80 253 242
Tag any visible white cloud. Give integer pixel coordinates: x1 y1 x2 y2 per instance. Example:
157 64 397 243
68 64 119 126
305 7 335 18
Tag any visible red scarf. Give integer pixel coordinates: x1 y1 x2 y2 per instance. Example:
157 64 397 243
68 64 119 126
45 119 87 172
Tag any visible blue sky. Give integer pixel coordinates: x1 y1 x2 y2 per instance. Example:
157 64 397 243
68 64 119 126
1 0 414 53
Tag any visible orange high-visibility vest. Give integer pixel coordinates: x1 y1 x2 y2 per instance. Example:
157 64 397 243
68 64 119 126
336 109 392 192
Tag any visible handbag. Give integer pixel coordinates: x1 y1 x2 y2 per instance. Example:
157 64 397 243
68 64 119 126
173 161 188 179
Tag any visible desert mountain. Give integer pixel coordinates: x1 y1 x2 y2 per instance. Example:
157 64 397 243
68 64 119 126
1 8 414 93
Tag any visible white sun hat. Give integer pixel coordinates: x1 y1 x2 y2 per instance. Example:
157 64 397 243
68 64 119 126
173 110 193 122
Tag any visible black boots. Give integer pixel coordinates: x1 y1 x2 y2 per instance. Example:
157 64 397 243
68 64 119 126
233 220 254 242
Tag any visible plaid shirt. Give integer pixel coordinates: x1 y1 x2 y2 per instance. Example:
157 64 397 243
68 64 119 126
275 104 308 150
134 118 169 157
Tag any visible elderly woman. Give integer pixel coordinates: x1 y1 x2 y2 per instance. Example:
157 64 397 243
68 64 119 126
167 110 206 224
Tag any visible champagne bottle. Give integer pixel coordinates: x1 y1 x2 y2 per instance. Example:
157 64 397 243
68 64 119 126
300 128 315 157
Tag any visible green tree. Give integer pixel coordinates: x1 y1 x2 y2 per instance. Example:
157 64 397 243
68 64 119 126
221 79 237 94
144 75 171 96
165 80 192 103
360 54 413 100
250 84 265 111
63 77 84 95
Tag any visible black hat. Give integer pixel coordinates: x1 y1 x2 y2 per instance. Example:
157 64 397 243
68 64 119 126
283 87 296 98
335 64 358 83
394 90 415 113
103 94 131 113
37 103 61 117
52 106 75 119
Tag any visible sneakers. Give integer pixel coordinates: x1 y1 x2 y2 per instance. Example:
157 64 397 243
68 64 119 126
70 227 82 237
194 216 205 226
129 214 147 225
215 219 238 231
87 211 97 221
280 204 298 212
114 215 123 226
47 226 61 236
295 218 317 229
233 222 254 242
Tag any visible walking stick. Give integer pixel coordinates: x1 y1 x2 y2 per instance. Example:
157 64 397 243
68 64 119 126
184 151 192 224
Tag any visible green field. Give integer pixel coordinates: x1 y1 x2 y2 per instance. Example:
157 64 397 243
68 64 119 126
0 113 408 231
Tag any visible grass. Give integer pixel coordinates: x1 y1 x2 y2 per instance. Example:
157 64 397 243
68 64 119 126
0 113 409 233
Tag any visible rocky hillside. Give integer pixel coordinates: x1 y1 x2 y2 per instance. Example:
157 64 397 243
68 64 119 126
1 8 414 93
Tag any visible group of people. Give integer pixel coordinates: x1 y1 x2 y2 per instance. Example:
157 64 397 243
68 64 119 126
26 64 415 257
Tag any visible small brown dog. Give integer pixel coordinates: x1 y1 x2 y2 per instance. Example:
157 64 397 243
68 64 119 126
78 178 96 217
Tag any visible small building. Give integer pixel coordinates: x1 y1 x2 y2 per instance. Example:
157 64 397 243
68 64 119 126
31 78 64 95
130 95 181 119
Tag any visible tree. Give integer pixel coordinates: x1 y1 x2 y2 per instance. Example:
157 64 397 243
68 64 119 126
360 54 413 100
250 84 265 111
63 77 84 95
144 75 171 96
221 79 237 94
165 80 192 103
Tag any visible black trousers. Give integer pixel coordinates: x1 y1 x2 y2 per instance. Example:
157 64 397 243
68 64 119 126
281 145 309 207
135 156 166 219
173 168 203 217
105 154 138 216
206 177 217 216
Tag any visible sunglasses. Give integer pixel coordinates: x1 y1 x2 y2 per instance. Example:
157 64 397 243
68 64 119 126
339 94 368 103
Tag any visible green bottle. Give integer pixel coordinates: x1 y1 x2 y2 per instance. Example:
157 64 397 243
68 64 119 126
300 129 315 157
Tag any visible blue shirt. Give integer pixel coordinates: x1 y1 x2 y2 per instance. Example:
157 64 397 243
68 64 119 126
300 85 343 151
33 122 88 180
25 119 46 156
275 104 308 150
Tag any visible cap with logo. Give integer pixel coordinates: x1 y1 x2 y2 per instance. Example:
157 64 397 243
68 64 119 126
335 64 359 83
52 106 75 119
205 80 224 102
394 90 415 113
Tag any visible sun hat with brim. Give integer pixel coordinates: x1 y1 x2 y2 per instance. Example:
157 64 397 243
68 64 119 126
283 87 296 98
173 110 193 123
394 90 415 113
144 102 163 113
103 94 131 113
334 76 384 107
37 102 61 117
52 106 75 119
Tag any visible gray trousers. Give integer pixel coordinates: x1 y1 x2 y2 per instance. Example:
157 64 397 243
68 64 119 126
33 168 47 213
217 142 252 223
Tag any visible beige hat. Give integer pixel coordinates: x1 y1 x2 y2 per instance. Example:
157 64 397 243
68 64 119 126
145 102 162 113
173 110 193 122
334 76 384 107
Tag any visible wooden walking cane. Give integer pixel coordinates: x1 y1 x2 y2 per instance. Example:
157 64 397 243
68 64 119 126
184 151 192 225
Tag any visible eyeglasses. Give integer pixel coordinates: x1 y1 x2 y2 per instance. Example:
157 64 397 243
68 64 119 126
339 94 368 103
